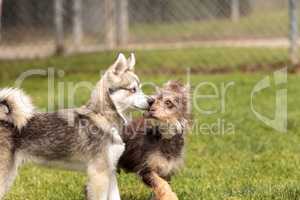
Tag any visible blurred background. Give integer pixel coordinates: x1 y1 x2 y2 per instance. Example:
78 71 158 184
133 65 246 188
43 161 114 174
0 0 299 67
1 1 300 200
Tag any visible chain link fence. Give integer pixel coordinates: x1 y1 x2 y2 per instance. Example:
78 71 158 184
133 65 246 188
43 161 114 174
0 0 298 63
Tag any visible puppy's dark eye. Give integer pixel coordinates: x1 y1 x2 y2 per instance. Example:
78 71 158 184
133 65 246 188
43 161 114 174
130 88 137 93
165 100 174 108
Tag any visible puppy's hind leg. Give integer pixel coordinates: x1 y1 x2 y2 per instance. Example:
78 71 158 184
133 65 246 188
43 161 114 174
0 143 18 199
0 161 10 199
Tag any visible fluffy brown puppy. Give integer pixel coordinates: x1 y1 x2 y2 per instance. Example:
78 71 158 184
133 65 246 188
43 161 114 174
119 81 190 200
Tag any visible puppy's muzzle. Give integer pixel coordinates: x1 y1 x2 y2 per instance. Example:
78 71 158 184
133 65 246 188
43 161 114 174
144 97 156 118
147 97 155 107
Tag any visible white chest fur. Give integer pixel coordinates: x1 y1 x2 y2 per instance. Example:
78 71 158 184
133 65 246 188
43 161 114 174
107 127 125 170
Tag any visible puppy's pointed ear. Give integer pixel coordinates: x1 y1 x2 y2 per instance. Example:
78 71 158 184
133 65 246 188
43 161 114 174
127 53 136 71
165 80 174 87
155 85 160 93
183 83 190 91
164 80 183 91
111 53 128 75
0 104 9 114
183 84 191 96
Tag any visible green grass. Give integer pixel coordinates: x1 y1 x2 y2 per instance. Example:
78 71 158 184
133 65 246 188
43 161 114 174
131 10 291 42
0 47 293 83
0 49 300 200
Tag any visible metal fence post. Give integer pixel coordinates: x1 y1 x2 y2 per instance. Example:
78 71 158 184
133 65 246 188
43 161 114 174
231 0 240 22
73 0 83 49
289 0 298 65
0 0 2 41
54 0 65 55
116 0 129 47
104 0 116 49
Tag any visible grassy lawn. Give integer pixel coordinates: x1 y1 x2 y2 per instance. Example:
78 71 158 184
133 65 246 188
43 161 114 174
131 10 291 42
0 47 293 83
0 49 299 200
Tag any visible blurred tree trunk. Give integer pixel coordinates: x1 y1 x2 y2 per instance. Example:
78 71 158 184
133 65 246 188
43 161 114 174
116 0 129 46
0 0 2 41
54 0 65 55
289 0 298 65
104 0 116 49
73 0 83 48
231 0 240 22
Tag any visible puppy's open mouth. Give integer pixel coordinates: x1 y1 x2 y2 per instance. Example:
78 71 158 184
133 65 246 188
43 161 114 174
143 111 158 119
143 111 160 120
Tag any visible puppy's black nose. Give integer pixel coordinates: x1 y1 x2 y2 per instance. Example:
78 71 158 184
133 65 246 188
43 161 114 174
147 97 155 106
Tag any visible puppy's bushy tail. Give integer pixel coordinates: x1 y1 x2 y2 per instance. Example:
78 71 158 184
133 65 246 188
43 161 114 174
0 88 34 130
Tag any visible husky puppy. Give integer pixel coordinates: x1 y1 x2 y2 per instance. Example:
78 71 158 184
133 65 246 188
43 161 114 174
0 53 152 200
119 81 189 200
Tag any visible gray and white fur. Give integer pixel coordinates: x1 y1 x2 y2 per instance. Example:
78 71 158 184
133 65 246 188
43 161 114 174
0 53 151 200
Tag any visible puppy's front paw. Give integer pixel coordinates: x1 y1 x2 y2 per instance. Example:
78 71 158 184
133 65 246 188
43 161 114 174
160 192 178 200
155 186 178 200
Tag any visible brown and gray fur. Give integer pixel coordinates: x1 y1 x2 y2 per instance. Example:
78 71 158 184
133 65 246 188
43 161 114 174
119 81 190 200
0 53 151 200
